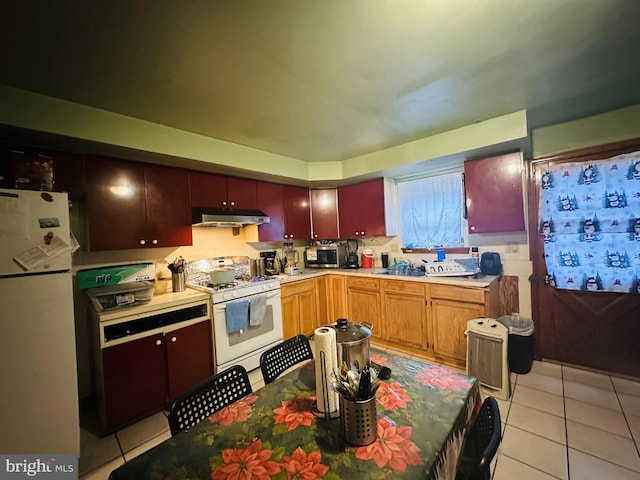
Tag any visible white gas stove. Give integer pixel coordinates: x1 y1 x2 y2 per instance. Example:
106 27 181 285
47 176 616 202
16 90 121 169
186 257 283 373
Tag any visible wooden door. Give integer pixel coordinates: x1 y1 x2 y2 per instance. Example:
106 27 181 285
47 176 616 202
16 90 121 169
226 177 258 209
257 181 285 241
347 289 382 340
283 185 311 240
190 171 227 207
338 182 362 237
165 320 214 402
384 292 427 350
310 189 339 240
86 157 147 251
298 288 318 336
145 164 193 248
281 294 299 340
530 139 640 377
465 152 525 233
102 334 168 431
358 178 386 236
431 299 484 364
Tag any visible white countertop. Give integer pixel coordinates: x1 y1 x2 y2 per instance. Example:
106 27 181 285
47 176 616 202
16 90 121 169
94 288 210 322
276 268 499 288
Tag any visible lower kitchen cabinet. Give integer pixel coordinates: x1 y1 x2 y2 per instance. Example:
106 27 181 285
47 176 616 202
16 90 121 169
99 319 213 433
315 274 347 326
382 279 429 351
102 333 168 432
427 283 499 368
281 278 317 340
346 277 382 340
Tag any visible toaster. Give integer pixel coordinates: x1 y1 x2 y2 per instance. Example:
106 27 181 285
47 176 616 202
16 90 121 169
480 252 503 275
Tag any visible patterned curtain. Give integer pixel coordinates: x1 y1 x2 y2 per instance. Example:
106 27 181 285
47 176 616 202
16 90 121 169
538 150 640 293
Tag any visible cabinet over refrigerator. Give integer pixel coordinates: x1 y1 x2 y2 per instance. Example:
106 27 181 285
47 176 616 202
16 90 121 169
0 188 80 455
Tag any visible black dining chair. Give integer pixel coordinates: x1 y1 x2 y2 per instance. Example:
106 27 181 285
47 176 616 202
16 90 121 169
455 396 502 480
259 334 314 384
168 364 253 436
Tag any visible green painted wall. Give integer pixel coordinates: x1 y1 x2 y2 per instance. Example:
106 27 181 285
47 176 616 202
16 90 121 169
1 85 527 181
532 104 640 157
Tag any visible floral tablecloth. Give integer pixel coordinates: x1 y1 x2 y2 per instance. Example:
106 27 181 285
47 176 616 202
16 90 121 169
109 349 480 480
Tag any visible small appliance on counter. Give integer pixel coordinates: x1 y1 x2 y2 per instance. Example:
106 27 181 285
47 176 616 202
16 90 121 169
480 252 503 275
283 242 299 275
260 250 281 276
304 242 347 268
78 263 156 311
345 238 360 269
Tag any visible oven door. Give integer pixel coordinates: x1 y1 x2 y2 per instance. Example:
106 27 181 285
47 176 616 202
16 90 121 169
212 289 283 371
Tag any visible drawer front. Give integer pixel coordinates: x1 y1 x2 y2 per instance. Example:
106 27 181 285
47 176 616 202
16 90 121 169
429 284 485 303
281 278 315 297
383 279 426 296
346 277 380 291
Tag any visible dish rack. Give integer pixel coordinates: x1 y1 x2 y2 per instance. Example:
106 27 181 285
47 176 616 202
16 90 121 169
466 318 511 400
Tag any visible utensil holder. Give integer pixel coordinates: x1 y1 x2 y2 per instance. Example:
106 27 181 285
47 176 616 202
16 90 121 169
171 272 185 292
339 395 377 446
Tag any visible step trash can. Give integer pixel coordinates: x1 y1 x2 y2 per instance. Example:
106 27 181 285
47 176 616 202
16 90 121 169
497 315 534 374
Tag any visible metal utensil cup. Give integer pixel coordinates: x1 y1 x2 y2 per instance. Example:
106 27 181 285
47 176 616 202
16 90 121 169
339 394 377 446
171 272 185 292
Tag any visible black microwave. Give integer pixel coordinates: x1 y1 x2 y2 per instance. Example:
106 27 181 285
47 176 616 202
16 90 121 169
304 244 347 268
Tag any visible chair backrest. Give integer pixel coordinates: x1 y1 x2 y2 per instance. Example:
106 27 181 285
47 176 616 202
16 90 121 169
458 395 502 480
260 334 314 384
168 364 252 436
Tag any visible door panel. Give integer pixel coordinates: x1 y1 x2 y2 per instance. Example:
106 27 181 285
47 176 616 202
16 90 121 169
530 138 640 377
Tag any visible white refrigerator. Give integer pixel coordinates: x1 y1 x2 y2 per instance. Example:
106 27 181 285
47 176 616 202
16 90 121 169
0 188 80 455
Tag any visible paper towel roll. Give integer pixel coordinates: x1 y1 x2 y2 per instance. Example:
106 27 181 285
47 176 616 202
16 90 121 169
314 326 339 416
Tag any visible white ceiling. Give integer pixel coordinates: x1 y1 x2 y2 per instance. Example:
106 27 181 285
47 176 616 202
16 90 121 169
1 0 640 163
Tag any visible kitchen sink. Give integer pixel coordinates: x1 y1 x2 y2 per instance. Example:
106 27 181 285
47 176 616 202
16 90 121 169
373 269 426 277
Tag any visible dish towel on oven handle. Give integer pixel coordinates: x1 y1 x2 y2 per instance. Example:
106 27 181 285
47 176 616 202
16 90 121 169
249 294 267 327
225 299 249 333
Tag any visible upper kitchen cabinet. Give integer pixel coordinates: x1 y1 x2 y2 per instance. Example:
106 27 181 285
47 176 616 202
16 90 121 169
256 182 311 242
464 152 525 234
3 148 85 194
190 172 258 210
310 188 339 240
338 178 397 238
283 185 311 240
85 157 192 251
53 153 85 195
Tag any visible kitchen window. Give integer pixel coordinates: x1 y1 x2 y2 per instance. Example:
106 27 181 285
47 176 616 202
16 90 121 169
397 171 466 248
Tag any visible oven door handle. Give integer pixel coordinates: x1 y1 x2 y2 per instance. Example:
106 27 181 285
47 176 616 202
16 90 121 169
216 291 280 309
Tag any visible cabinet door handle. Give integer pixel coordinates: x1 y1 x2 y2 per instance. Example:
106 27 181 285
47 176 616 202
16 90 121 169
230 201 235 207
222 201 228 206
152 239 158 245
140 239 146 245
155 339 162 346
171 336 177 342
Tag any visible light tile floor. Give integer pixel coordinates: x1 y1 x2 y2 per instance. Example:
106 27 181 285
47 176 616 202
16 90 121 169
79 347 640 480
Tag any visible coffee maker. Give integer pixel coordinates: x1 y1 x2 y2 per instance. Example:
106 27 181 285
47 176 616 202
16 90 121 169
260 251 280 276
345 239 360 269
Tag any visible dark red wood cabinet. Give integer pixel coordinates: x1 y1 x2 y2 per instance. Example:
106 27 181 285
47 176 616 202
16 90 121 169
257 182 311 241
101 320 214 432
310 188 339 240
283 185 311 241
464 152 525 234
338 178 387 238
52 152 85 194
85 157 192 251
190 172 258 210
102 333 169 432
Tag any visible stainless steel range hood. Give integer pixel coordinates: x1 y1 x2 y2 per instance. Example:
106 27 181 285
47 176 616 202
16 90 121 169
192 207 270 227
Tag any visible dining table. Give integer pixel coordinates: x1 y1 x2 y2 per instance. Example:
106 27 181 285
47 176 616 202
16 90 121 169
109 348 481 480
